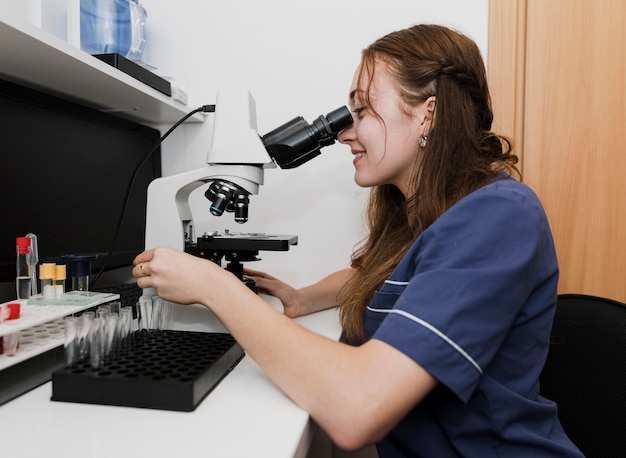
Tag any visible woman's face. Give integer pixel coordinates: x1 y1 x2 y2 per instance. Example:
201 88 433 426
338 61 430 197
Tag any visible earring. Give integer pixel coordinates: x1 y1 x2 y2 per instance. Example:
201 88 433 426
419 133 427 148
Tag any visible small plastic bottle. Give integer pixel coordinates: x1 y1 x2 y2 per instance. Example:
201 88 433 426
40 263 56 300
15 237 32 300
62 254 97 292
54 264 67 298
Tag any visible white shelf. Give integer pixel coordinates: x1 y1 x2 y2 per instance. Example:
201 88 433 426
0 16 204 124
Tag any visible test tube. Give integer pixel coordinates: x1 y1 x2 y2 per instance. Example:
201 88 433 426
78 311 95 360
15 237 32 301
138 296 152 330
3 332 20 356
120 306 135 354
109 301 121 315
120 306 133 335
96 305 110 320
152 296 173 330
64 316 79 365
104 313 119 357
89 317 105 369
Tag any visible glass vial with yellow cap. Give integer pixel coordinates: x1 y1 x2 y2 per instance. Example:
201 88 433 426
55 264 66 298
40 263 56 300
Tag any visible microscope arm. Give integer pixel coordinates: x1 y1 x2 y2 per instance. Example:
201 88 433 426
144 164 264 251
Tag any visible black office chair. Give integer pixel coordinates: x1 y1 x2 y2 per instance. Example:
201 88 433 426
540 293 626 457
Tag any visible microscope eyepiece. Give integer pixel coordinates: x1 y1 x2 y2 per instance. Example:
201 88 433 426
262 106 353 169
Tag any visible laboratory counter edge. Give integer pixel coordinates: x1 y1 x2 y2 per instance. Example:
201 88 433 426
0 297 343 458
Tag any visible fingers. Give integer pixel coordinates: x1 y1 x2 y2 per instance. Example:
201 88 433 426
242 267 266 277
132 261 150 278
132 248 160 279
243 268 278 282
133 248 155 266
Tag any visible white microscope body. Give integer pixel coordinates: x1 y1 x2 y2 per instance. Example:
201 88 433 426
144 90 352 256
141 92 351 315
144 91 274 253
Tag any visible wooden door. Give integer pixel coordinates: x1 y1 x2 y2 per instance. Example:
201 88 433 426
488 0 626 302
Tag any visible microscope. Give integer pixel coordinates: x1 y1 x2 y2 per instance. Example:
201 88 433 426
144 91 352 291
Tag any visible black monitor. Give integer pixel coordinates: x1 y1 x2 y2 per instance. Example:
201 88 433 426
0 78 161 301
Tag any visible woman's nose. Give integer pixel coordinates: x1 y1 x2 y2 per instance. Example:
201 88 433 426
337 124 355 144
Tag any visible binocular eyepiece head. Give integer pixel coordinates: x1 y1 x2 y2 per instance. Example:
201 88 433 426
204 105 353 223
262 106 353 169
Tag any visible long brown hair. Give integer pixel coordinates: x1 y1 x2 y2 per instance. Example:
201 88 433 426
338 24 519 343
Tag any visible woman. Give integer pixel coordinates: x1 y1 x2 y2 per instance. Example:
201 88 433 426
133 24 582 456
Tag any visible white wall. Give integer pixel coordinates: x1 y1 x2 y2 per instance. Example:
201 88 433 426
131 0 489 287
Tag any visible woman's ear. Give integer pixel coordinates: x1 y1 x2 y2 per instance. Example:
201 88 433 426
419 96 436 130
424 96 436 118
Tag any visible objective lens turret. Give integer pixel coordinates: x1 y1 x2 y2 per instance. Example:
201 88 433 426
205 180 250 224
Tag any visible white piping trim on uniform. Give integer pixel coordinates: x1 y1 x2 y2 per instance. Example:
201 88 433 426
367 306 483 374
384 280 410 286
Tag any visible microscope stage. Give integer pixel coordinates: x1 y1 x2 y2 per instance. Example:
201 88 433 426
194 233 298 252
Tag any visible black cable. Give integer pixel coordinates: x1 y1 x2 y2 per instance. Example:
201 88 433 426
90 104 215 288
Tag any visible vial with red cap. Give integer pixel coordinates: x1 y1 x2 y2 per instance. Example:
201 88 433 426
15 237 32 300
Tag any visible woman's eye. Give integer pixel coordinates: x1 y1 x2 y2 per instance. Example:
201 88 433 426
353 106 366 118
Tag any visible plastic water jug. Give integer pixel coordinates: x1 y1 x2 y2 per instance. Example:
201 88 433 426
80 0 146 60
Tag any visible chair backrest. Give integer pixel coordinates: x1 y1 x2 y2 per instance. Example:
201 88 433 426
540 293 626 457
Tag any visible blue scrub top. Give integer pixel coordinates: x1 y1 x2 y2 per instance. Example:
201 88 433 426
364 176 583 457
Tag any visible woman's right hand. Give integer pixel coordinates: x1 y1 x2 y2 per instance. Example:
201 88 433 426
243 268 304 318
244 267 353 318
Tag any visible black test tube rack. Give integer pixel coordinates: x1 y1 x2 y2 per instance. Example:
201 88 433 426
51 330 244 411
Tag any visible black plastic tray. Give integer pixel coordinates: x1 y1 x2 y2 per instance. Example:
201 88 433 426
51 330 244 411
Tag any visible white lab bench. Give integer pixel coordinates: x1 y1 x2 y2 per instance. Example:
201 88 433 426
0 297 343 458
